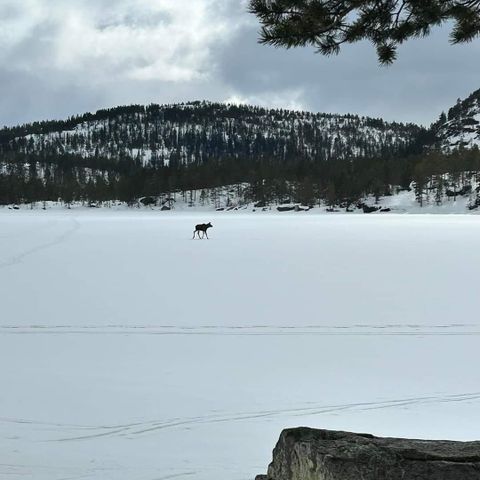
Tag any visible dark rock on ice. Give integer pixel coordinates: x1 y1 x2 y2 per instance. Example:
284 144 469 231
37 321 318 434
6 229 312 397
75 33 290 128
140 196 157 206
362 204 380 213
257 427 480 480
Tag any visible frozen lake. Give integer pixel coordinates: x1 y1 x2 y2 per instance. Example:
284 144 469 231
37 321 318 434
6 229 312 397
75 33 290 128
1 211 480 480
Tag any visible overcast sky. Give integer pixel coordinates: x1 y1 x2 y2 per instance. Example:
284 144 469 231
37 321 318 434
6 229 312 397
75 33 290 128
1 0 480 127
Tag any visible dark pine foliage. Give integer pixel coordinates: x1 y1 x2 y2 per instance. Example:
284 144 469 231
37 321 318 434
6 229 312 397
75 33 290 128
249 0 480 64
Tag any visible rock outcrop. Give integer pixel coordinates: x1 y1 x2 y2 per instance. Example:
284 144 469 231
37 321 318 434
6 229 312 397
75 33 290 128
256 427 480 480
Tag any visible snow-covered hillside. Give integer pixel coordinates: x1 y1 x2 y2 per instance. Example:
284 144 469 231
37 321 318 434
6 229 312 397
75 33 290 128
434 88 480 150
1 101 421 166
3 95 480 209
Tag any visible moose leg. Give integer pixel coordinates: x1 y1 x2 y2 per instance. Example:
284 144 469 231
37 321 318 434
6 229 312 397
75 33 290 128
193 230 196 239
204 231 209 239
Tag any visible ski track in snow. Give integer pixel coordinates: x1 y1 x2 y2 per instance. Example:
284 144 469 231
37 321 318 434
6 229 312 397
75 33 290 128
1 392 479 443
0 463 143 480
0 463 197 480
0 218 80 269
153 473 196 480
1 323 479 336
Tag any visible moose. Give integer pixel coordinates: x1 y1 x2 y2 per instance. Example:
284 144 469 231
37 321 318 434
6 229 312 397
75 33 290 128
193 222 213 239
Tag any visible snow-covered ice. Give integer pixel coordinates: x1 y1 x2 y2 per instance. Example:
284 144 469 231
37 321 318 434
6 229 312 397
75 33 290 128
1 211 480 480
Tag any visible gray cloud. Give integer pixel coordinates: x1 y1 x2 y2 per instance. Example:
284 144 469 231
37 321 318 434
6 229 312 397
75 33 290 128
218 22 480 126
0 0 479 127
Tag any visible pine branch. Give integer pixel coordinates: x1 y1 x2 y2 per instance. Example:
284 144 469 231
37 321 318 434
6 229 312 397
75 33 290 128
249 0 480 63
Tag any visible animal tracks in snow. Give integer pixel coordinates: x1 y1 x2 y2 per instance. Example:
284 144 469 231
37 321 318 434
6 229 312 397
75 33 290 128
0 218 80 269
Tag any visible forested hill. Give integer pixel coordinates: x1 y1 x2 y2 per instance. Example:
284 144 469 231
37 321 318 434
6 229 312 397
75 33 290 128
2 98 480 210
0 101 421 165
432 89 480 151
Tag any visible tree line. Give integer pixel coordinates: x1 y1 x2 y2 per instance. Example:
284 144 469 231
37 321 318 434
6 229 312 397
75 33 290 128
1 146 479 208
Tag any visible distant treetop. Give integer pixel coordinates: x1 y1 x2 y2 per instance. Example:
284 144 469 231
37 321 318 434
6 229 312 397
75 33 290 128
248 0 480 64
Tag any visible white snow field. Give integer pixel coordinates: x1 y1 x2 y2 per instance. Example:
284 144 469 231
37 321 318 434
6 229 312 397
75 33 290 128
1 211 480 480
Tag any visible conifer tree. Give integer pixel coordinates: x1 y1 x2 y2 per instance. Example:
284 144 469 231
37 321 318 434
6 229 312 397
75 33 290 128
249 0 480 64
